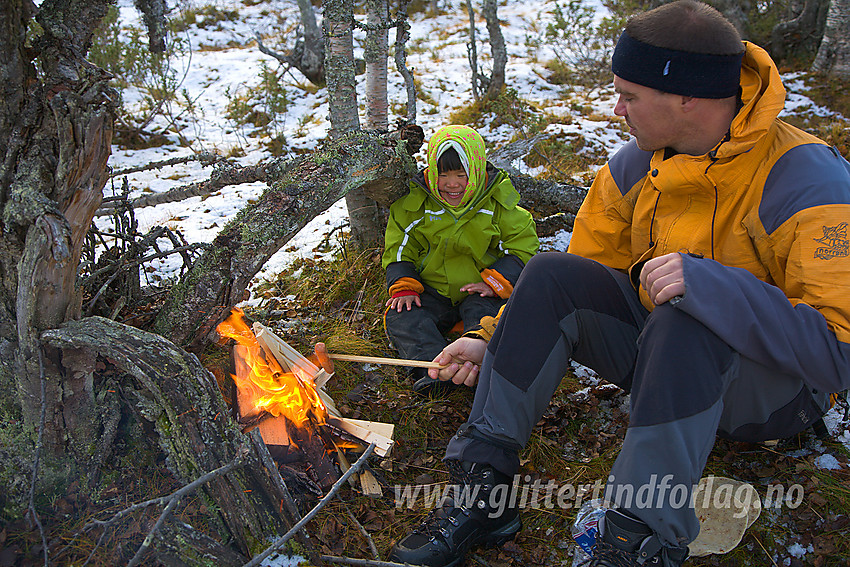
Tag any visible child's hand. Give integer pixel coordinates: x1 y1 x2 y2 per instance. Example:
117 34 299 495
460 282 496 297
386 294 421 311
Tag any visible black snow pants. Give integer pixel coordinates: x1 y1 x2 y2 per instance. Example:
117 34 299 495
385 284 506 377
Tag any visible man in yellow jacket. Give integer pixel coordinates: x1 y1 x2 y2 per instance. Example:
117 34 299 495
388 1 850 566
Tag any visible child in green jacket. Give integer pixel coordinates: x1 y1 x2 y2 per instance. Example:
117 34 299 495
382 125 539 395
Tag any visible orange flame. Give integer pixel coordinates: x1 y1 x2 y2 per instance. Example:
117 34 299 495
217 308 327 427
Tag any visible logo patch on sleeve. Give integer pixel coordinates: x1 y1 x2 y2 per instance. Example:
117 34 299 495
813 222 849 260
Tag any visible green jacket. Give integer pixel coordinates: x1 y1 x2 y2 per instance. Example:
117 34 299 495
383 164 539 304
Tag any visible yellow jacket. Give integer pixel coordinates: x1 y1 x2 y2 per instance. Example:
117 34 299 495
569 42 850 394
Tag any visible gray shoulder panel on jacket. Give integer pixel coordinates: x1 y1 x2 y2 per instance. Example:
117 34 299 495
760 144 850 234
607 139 653 197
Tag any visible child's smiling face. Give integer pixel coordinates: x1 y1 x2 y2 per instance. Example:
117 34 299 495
437 169 468 206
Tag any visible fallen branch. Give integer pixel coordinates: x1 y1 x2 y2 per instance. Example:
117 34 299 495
109 151 221 177
97 161 269 216
242 442 377 567
78 451 246 565
344 508 380 560
126 493 182 567
42 317 306 560
83 451 246 532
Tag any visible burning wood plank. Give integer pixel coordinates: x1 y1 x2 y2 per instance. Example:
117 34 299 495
250 321 395 457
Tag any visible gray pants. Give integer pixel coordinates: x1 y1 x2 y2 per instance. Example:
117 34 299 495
445 252 829 548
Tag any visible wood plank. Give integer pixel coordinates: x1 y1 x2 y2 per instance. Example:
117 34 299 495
344 418 394 441
254 323 320 378
327 416 393 457
359 469 382 497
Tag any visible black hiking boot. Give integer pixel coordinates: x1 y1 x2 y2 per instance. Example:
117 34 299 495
388 460 522 567
579 509 688 567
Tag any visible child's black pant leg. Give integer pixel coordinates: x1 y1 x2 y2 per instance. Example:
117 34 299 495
384 288 457 369
458 293 507 334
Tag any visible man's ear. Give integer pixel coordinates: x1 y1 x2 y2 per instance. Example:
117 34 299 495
680 95 699 113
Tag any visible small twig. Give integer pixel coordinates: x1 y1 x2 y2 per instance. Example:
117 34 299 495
344 508 380 560
110 151 220 177
346 283 366 325
242 443 377 567
751 533 779 567
126 495 182 567
27 347 49 567
472 553 493 566
319 556 415 567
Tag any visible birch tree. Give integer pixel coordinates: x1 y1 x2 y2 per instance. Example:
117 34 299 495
812 0 850 78
365 0 390 130
325 0 383 248
483 0 507 99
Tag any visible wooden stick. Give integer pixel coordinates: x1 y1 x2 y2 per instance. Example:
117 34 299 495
328 353 446 369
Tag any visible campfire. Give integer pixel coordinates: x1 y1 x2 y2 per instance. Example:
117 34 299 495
217 308 393 493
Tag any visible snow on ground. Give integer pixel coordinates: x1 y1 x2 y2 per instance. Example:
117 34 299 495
105 2 849 562
106 0 621 288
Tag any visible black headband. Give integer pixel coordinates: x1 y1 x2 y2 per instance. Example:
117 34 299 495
611 31 743 98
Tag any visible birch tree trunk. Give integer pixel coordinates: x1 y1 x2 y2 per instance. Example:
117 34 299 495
483 0 507 100
812 0 850 78
466 0 481 101
325 0 383 249
365 0 390 130
293 0 325 86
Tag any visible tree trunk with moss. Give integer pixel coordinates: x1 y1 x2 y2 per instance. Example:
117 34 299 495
151 131 417 348
0 3 348 563
42 316 309 565
325 0 385 250
483 0 507 100
0 0 117 460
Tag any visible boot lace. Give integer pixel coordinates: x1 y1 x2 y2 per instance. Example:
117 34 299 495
408 461 496 541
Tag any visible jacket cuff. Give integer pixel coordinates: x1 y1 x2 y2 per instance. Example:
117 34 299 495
462 313 501 342
388 276 424 297
391 289 420 299
480 268 514 299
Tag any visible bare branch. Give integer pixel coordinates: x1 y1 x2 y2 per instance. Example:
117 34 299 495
254 32 290 67
242 443 377 567
344 507 380 560
110 151 222 177
97 161 269 216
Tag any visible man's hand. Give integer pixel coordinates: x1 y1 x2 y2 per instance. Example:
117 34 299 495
640 252 685 305
386 294 421 311
427 337 488 387
460 282 496 297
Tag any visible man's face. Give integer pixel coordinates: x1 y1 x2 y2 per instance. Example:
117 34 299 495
437 169 469 206
613 76 683 152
